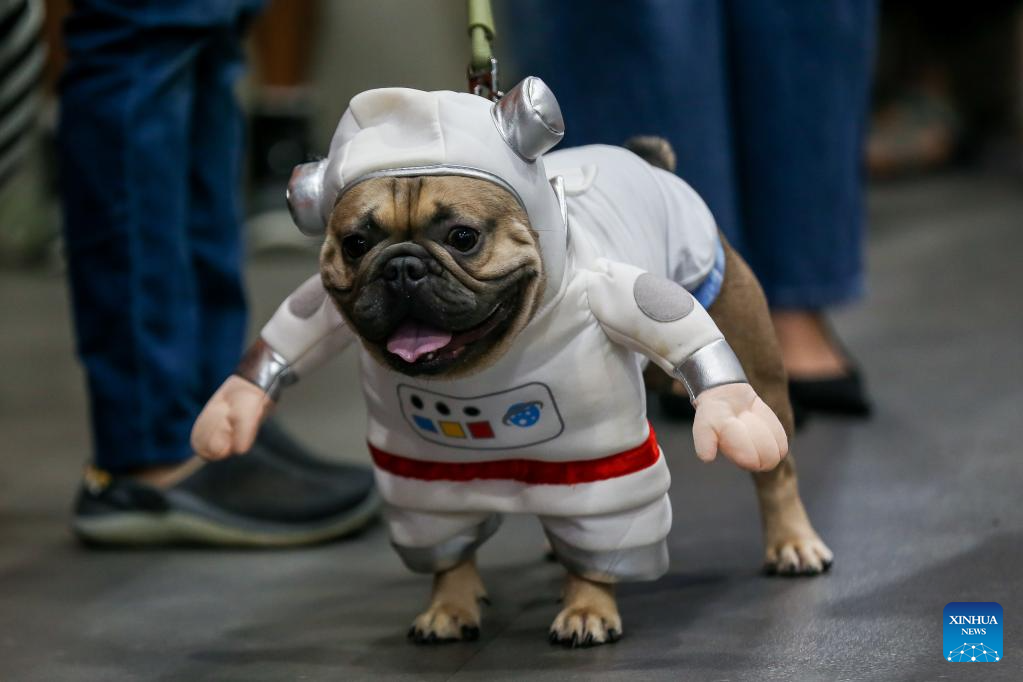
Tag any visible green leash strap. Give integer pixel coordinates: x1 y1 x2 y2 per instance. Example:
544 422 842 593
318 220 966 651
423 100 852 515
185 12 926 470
467 0 502 100
467 0 496 71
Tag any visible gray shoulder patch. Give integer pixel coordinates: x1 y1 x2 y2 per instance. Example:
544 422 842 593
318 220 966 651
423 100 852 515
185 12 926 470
633 273 694 322
287 277 328 319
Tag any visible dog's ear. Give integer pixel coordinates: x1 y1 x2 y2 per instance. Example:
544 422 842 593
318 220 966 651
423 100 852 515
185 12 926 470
492 76 565 161
287 159 328 236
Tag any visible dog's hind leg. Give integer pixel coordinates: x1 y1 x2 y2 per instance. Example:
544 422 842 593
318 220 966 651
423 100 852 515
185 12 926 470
408 557 488 643
549 573 622 648
706 237 834 575
625 137 832 574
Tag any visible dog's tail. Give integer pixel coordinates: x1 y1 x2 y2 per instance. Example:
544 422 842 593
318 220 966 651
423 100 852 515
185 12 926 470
624 136 677 173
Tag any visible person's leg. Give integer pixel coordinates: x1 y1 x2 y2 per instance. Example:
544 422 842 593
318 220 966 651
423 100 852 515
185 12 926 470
503 0 745 249
725 1 877 394
188 6 380 472
59 4 205 473
187 16 251 400
726 0 875 309
63 1 380 547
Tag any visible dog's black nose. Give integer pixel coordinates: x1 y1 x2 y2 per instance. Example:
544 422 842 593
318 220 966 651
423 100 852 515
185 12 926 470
384 255 428 288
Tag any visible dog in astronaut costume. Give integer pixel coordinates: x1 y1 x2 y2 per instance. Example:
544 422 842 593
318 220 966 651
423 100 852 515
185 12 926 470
192 77 833 647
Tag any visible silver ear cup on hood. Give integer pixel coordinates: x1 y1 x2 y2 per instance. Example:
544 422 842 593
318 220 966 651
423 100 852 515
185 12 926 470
286 159 329 236
491 76 565 161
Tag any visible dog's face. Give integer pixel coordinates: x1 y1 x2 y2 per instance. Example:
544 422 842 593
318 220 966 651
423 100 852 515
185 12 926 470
320 176 546 378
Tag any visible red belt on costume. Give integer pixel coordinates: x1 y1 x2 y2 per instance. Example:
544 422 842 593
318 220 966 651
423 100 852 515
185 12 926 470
368 425 660 485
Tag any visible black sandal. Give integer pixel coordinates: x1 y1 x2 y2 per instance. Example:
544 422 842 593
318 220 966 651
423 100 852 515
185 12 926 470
788 366 872 418
788 316 873 418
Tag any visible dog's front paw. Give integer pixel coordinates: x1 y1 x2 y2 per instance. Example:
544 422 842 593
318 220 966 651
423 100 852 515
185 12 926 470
550 574 622 648
764 530 834 576
407 603 480 644
549 604 622 648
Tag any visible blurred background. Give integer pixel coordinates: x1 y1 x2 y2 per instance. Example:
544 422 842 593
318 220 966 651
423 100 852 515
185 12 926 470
4 0 1020 265
1 1 1021 680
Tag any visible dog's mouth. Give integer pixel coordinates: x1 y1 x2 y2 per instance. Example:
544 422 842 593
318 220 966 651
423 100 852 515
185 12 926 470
383 297 517 372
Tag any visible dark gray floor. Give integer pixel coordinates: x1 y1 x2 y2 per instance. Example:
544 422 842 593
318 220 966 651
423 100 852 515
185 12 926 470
1 173 1021 681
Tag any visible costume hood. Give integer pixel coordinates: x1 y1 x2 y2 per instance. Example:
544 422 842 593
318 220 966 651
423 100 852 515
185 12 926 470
287 77 568 299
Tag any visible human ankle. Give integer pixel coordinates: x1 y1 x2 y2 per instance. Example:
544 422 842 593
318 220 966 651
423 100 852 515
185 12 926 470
771 310 848 378
125 456 204 489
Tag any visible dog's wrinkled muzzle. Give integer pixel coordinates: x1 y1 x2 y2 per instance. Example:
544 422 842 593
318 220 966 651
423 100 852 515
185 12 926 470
383 255 428 292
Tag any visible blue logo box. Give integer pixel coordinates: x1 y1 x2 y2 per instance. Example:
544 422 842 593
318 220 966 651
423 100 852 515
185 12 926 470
944 602 1002 662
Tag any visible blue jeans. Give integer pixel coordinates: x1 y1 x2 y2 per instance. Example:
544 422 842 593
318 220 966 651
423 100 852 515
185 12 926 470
59 0 264 472
505 0 876 309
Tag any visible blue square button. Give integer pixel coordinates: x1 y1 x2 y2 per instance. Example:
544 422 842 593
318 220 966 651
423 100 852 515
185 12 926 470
413 415 437 433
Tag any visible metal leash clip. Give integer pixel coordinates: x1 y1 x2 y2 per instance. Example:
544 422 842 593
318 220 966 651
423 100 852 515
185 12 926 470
468 55 503 102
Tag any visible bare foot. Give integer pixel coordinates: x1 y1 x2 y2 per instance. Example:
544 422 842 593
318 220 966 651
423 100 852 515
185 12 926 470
771 311 847 379
408 558 487 643
549 573 622 648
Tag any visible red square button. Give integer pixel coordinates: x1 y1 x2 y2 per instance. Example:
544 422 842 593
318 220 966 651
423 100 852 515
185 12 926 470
467 421 495 439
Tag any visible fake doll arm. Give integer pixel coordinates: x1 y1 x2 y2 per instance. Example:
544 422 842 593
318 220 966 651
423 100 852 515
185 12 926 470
586 259 787 472
191 275 353 460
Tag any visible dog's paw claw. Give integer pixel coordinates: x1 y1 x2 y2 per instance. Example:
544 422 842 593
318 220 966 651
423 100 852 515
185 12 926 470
408 602 481 644
549 606 622 648
763 533 834 577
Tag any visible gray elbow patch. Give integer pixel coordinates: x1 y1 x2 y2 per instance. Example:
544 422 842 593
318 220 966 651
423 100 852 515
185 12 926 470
287 277 328 319
633 273 694 322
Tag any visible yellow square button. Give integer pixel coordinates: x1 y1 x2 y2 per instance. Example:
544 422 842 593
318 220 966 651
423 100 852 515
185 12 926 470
439 421 466 438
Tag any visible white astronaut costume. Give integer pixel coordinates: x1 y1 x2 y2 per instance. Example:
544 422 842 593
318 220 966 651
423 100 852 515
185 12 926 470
237 78 746 583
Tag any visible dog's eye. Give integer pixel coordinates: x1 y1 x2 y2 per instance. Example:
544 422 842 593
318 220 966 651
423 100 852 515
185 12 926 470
341 235 370 260
446 226 479 253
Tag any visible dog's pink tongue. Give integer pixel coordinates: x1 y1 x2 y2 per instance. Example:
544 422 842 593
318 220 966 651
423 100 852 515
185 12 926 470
386 320 453 363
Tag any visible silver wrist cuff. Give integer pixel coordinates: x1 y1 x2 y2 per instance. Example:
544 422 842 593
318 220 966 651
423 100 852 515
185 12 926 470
672 338 747 401
235 338 296 401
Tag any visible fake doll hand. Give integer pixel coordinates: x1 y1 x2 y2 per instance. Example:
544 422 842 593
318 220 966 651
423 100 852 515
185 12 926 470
191 376 275 461
692 383 788 472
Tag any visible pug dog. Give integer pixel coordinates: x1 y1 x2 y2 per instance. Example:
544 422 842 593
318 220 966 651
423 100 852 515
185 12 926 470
192 78 832 648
